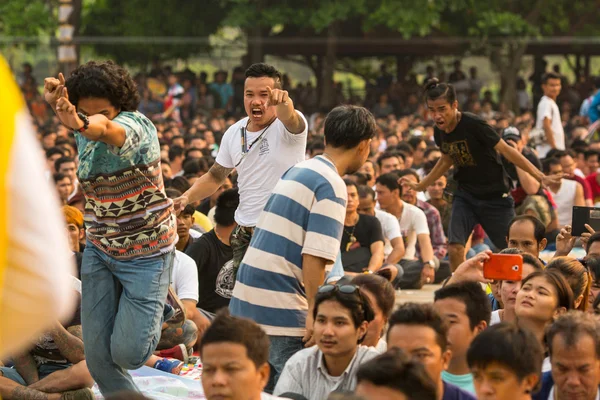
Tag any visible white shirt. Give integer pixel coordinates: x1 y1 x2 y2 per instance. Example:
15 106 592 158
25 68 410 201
374 209 402 258
398 201 430 260
216 113 308 227
171 250 199 302
549 179 578 227
490 310 501 325
535 95 565 158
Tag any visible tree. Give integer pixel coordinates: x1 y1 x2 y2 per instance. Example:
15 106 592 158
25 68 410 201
81 0 227 66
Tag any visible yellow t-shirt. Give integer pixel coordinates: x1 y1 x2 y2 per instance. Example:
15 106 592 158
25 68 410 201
193 211 213 232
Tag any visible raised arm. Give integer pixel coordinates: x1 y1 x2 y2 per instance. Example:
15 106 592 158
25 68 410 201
51 323 85 364
266 86 305 134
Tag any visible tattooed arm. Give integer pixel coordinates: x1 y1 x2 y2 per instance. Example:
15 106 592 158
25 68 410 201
50 324 85 364
174 162 233 214
13 352 40 385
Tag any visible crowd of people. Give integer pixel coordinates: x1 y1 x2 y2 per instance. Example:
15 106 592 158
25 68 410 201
3 56 600 400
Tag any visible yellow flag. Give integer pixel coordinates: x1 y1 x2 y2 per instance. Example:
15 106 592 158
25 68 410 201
0 56 76 359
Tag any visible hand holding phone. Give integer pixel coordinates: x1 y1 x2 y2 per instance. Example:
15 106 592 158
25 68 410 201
482 254 523 281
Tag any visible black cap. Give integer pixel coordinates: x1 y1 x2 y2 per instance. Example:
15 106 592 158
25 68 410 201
502 126 521 142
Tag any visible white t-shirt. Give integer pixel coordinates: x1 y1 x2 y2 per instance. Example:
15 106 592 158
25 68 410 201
535 95 565 158
490 310 501 325
216 113 308 227
171 250 199 302
374 209 402 258
398 201 430 260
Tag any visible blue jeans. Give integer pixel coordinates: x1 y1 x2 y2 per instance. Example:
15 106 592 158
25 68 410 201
81 243 174 396
265 335 304 393
0 363 70 386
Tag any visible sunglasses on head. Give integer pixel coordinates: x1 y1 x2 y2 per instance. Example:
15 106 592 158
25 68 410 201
318 284 360 295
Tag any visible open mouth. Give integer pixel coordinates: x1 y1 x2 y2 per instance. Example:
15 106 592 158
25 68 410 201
251 107 263 118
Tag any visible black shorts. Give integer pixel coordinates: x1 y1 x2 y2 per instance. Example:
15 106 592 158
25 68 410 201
448 189 515 249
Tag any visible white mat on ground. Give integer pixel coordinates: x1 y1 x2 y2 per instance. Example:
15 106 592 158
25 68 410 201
92 366 205 400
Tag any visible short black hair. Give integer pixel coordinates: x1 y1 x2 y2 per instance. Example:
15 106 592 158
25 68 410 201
53 172 70 184
166 176 191 194
66 61 140 111
245 63 283 89
199 310 270 368
507 215 546 245
408 136 426 151
467 323 543 386
377 151 400 168
344 178 358 190
184 147 204 159
183 158 209 176
395 168 420 183
587 232 600 253
46 147 66 159
168 145 185 162
313 286 375 344
375 173 401 194
388 303 448 351
434 281 491 329
424 147 441 160
214 188 239 227
584 149 600 161
546 311 600 359
542 157 561 174
542 71 562 84
54 156 75 173
323 105 377 150
356 348 437 400
423 78 457 105
357 185 375 201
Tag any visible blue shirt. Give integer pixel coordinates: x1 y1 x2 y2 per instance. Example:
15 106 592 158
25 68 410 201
229 156 347 336
443 381 477 400
589 91 600 123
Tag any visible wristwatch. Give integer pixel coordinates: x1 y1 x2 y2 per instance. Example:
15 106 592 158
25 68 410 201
423 259 437 271
75 112 89 132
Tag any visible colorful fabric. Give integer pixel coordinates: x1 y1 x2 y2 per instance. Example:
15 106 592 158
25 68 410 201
75 111 176 259
416 199 447 259
0 56 76 358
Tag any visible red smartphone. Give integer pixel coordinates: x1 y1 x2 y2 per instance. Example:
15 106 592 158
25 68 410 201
483 254 523 281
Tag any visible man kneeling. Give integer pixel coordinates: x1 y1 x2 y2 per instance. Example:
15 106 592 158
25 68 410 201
0 278 94 400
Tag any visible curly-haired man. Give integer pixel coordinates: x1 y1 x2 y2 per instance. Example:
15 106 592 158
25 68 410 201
44 61 177 396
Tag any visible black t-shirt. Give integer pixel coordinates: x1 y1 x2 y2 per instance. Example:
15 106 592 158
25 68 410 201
340 214 384 272
434 112 509 198
185 230 234 313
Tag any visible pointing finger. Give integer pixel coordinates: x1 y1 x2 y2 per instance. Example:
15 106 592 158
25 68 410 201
59 72 65 85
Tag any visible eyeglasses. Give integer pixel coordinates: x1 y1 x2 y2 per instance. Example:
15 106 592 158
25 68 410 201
318 284 360 295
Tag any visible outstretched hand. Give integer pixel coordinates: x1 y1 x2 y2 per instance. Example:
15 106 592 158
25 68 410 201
555 225 576 256
265 86 290 108
448 250 493 285
541 173 564 189
399 176 423 192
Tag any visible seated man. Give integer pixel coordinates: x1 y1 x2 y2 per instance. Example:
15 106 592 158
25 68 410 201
377 151 403 175
340 180 384 274
357 185 405 265
0 278 94 400
397 169 447 261
186 188 239 327
434 282 491 394
356 348 437 400
166 188 198 253
143 251 201 373
54 173 73 206
376 173 437 289
387 303 476 400
467 323 543 400
62 205 85 278
199 311 287 400
274 284 379 399
543 158 585 228
426 169 451 237
534 311 600 400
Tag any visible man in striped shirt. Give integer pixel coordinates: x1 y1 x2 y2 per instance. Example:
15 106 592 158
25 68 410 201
229 105 377 388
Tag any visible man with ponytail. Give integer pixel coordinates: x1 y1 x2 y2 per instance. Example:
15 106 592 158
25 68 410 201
401 78 561 271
